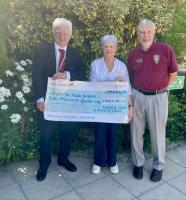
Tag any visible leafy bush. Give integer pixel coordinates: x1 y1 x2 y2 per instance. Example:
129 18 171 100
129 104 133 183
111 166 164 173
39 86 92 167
0 60 38 164
0 41 12 75
0 0 11 74
0 0 185 163
162 2 186 67
7 0 175 63
141 91 186 154
167 93 185 142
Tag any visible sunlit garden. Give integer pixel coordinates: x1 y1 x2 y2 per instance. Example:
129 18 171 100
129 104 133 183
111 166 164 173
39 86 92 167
0 0 186 165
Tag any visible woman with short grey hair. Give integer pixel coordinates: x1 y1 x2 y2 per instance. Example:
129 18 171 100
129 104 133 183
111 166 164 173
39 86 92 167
89 34 133 174
100 35 118 50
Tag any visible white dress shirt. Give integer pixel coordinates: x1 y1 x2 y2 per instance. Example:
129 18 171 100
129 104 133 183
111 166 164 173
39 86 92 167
54 43 70 79
36 43 70 103
89 57 131 94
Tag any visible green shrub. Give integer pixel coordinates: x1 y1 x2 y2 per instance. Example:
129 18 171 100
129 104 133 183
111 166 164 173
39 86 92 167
0 60 39 164
162 2 186 67
0 40 12 75
0 0 11 74
7 0 175 62
167 81 186 141
0 0 185 163
167 92 185 142
142 91 186 154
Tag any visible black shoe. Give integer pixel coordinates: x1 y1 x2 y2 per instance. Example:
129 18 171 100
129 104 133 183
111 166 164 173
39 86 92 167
150 169 163 182
58 159 77 172
133 166 143 179
36 168 47 181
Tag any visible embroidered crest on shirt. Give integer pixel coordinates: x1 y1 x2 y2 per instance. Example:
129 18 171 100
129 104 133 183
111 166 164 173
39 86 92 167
136 58 143 63
153 55 160 64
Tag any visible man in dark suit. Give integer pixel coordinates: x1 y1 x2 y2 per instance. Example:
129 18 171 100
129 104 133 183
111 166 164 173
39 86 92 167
32 17 85 181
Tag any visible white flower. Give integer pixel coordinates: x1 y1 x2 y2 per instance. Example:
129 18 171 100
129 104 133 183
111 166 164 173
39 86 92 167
21 74 32 87
30 118 33 122
22 86 30 94
21 74 28 81
15 61 21 67
26 59 32 64
16 91 24 99
5 70 14 77
21 74 28 80
20 60 27 66
6 89 11 97
10 113 21 123
16 63 24 72
0 87 11 98
23 107 28 112
0 97 5 103
17 24 23 29
24 80 32 87
21 74 30 84
21 98 26 104
0 79 2 85
1 104 8 110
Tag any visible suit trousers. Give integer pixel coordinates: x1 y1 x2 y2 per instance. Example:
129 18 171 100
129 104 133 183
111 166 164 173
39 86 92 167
94 123 117 167
38 112 75 171
130 89 168 170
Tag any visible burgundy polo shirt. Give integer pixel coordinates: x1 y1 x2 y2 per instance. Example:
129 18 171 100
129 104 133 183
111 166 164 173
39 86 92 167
127 42 178 91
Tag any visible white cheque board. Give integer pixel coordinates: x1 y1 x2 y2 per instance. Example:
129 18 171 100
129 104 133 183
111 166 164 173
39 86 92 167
44 78 129 123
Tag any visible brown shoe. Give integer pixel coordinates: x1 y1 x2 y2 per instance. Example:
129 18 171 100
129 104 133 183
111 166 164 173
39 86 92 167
133 166 143 179
150 169 163 182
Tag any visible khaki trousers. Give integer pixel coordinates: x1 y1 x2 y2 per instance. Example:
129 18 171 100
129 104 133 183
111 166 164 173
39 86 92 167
130 89 168 170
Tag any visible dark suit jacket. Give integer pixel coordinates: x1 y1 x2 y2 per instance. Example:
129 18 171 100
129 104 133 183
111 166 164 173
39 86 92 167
32 42 86 102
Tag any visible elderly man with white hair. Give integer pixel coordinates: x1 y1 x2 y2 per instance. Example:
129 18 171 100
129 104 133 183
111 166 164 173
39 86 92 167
89 35 133 174
128 19 178 182
32 17 85 181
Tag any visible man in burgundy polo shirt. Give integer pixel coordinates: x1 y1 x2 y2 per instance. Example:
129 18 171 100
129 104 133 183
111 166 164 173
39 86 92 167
128 19 178 182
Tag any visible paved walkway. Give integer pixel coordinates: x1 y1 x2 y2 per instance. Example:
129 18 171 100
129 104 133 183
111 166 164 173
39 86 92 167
0 145 186 200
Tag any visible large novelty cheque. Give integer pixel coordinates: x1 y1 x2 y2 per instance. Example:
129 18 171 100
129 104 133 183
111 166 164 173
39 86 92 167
44 78 129 123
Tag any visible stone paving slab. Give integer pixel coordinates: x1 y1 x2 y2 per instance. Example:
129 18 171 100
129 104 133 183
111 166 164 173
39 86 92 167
53 191 82 200
166 145 186 167
168 173 186 195
58 158 106 189
144 158 186 181
138 183 186 200
0 183 26 200
20 170 72 200
0 166 15 188
0 146 186 200
10 160 38 182
76 176 134 200
111 166 162 197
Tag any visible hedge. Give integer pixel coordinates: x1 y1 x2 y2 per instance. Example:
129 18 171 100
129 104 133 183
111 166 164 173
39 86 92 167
0 0 185 164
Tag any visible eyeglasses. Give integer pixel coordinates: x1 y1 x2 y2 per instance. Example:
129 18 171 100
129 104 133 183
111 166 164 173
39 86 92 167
54 31 70 36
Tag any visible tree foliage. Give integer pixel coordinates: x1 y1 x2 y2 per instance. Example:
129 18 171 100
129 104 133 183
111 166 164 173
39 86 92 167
0 0 12 74
0 0 185 163
162 2 186 66
7 0 175 67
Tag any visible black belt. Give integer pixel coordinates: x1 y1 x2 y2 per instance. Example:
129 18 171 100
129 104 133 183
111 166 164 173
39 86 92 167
134 87 167 95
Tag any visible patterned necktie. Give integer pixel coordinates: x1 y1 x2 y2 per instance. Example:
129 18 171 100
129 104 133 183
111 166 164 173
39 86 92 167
58 49 65 72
